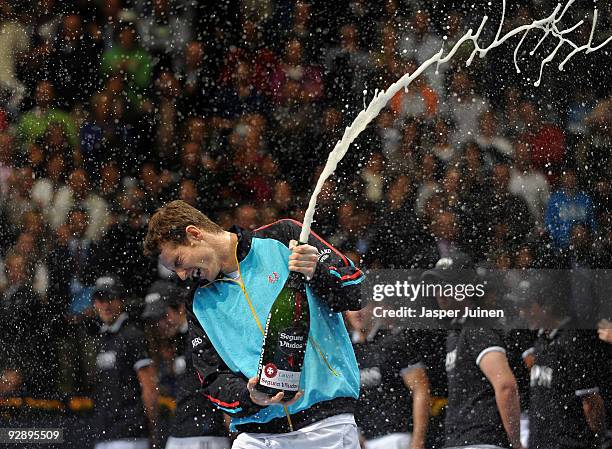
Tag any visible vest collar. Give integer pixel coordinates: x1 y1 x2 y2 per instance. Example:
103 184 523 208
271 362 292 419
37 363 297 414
229 225 253 262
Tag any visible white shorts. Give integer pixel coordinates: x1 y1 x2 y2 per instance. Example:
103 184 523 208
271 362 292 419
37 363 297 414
165 435 231 449
232 414 359 449
94 439 149 449
365 432 411 449
520 412 529 448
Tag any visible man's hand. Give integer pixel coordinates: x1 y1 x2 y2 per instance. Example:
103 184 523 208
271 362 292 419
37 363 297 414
247 376 303 407
288 240 319 280
598 319 612 344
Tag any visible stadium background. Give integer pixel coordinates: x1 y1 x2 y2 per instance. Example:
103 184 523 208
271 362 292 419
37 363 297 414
0 0 610 448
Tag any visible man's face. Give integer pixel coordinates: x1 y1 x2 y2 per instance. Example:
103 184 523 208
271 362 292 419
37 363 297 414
6 254 27 285
158 306 182 338
94 298 123 324
159 231 222 282
523 302 547 330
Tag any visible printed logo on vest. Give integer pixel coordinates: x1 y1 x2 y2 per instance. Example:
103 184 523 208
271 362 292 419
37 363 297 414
268 272 279 284
318 248 332 262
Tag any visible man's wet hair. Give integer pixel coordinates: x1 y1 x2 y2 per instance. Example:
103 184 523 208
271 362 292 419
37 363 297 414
144 200 223 258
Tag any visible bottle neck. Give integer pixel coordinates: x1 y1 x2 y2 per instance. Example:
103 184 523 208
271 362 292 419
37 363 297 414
287 270 303 288
287 241 307 287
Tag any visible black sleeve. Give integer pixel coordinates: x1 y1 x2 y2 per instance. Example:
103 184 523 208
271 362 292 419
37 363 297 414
465 328 507 367
382 329 424 375
254 219 365 312
189 313 264 418
570 331 602 397
124 327 153 372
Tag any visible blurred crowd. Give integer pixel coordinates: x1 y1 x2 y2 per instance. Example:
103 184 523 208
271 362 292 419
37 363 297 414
0 0 611 447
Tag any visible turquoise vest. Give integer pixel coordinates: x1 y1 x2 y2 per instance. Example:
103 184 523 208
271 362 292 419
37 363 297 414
192 237 360 429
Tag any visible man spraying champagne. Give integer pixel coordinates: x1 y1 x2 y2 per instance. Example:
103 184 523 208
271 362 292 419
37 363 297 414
144 200 365 449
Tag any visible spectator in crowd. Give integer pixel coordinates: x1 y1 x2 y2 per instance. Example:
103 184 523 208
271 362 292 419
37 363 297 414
398 9 444 93
270 38 323 105
372 173 434 268
215 60 267 121
176 41 214 118
101 22 152 109
371 25 401 87
31 152 71 225
80 92 136 179
136 0 193 71
93 186 158 298
61 168 109 241
415 152 443 216
4 166 36 227
429 210 466 261
509 140 550 226
324 23 371 109
443 71 490 145
0 132 16 196
17 80 78 148
518 101 566 182
285 2 317 61
475 110 514 165
0 246 69 443
270 179 296 218
63 207 98 313
48 14 101 108
430 118 457 165
97 161 122 211
485 163 534 250
217 19 277 100
390 59 439 123
153 71 182 166
0 3 30 113
139 162 166 214
360 152 385 203
545 167 597 249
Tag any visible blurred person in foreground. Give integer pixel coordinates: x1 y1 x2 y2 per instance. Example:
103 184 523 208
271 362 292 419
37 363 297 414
596 319 612 449
142 280 230 449
423 257 524 449
346 304 431 449
143 200 365 449
545 167 596 249
0 247 75 448
523 274 606 449
91 276 158 449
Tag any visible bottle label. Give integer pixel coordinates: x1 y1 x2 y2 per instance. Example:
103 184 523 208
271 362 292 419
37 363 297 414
260 363 301 391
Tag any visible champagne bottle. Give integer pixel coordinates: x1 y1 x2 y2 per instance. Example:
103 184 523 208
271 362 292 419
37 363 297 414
256 270 310 400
